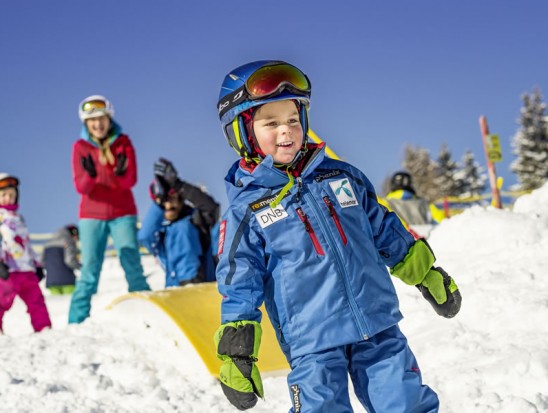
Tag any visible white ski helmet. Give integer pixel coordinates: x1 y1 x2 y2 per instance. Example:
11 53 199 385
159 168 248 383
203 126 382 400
0 173 20 203
78 95 115 122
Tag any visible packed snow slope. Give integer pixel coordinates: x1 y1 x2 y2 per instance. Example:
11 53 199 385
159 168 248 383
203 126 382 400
2 183 548 412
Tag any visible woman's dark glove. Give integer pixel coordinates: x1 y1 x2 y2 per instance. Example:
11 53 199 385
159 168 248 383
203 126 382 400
114 153 128 176
81 155 97 178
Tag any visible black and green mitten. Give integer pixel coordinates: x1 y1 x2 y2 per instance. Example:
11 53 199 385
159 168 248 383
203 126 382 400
214 321 264 410
417 266 461 318
390 239 462 318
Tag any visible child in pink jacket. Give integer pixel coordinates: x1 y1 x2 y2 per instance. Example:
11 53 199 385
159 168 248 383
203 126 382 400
0 173 51 333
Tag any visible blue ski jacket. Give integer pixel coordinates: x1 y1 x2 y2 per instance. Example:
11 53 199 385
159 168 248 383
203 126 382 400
138 203 216 287
216 145 416 361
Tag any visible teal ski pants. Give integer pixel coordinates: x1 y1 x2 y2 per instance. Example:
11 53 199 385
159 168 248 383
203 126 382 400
68 215 150 323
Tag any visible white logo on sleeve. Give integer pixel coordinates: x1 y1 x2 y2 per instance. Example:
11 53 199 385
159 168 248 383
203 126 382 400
255 205 289 228
329 178 358 208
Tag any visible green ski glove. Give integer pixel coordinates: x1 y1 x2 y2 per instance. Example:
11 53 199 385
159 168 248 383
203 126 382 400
417 266 462 318
390 239 462 318
214 321 264 410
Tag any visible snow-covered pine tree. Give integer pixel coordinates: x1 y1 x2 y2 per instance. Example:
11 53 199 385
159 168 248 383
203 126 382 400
433 144 459 198
510 88 548 190
454 150 487 198
402 145 439 202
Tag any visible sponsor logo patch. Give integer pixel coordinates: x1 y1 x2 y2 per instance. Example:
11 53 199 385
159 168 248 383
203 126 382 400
290 384 302 413
217 220 226 255
329 178 358 208
249 193 289 229
314 169 342 182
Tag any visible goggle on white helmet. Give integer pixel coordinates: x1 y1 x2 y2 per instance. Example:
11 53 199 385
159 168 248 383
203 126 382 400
78 95 115 122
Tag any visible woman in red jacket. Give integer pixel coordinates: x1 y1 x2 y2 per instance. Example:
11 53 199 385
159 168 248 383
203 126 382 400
68 95 150 324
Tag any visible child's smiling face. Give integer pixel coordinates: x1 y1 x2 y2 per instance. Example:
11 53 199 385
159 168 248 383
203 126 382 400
0 187 17 206
253 100 303 165
85 115 111 140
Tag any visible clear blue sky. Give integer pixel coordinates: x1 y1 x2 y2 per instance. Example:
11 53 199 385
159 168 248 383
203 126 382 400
2 1 547 233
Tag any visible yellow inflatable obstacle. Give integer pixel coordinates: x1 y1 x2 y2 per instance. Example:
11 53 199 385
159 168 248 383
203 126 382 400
107 282 289 378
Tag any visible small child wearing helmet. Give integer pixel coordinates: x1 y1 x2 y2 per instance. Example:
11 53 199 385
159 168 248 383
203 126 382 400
42 224 81 295
213 61 462 412
0 174 52 333
68 95 150 324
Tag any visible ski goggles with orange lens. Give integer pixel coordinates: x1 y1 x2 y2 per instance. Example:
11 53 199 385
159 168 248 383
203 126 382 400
81 100 107 113
0 177 19 189
218 63 311 119
246 63 310 99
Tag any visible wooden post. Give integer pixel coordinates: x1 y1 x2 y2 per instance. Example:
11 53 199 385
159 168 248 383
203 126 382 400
479 116 502 209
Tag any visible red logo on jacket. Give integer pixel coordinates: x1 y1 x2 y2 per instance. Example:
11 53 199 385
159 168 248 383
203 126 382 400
218 220 227 255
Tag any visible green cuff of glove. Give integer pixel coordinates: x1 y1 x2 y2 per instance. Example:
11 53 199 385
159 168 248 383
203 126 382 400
390 239 436 285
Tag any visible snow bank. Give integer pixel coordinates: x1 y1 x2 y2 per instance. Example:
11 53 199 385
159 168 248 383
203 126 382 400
2 184 548 412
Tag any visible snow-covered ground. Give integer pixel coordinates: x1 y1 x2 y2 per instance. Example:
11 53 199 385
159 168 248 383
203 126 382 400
2 184 548 412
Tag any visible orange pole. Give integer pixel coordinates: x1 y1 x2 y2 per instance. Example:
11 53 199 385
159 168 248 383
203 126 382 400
479 116 502 209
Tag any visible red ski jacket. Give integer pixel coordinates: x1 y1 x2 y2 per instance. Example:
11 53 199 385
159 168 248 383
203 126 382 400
72 132 138 220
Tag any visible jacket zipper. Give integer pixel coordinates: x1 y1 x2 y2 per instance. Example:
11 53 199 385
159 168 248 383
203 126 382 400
323 196 348 246
296 207 325 256
305 192 369 340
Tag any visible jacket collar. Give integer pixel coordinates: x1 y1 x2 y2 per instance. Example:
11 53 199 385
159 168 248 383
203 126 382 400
225 143 326 202
80 120 122 146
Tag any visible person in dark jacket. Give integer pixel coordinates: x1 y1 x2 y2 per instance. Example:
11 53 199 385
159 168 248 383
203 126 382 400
42 225 80 295
68 95 150 324
138 158 220 287
213 60 462 412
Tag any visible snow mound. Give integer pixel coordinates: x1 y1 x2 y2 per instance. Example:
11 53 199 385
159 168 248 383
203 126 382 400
2 185 548 411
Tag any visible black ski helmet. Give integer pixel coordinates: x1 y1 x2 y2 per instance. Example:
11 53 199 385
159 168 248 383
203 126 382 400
390 171 415 194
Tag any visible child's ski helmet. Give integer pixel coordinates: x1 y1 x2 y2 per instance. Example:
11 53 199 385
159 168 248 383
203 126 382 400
79 95 115 122
65 224 79 238
0 173 20 204
217 60 311 163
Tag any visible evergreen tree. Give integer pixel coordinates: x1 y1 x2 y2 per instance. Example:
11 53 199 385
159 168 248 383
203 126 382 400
433 144 459 198
402 145 439 202
454 150 487 198
510 88 548 190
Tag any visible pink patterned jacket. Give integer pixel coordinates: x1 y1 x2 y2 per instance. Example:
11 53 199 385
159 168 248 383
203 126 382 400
0 206 40 273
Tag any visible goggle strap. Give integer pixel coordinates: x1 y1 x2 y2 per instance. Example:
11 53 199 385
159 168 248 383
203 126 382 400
218 86 247 119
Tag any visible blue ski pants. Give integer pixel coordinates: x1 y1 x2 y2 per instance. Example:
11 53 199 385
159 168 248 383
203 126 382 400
68 215 150 323
286 325 439 413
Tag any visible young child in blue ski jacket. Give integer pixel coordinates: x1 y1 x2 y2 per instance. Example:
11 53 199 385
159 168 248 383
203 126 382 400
138 158 220 287
213 60 462 413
